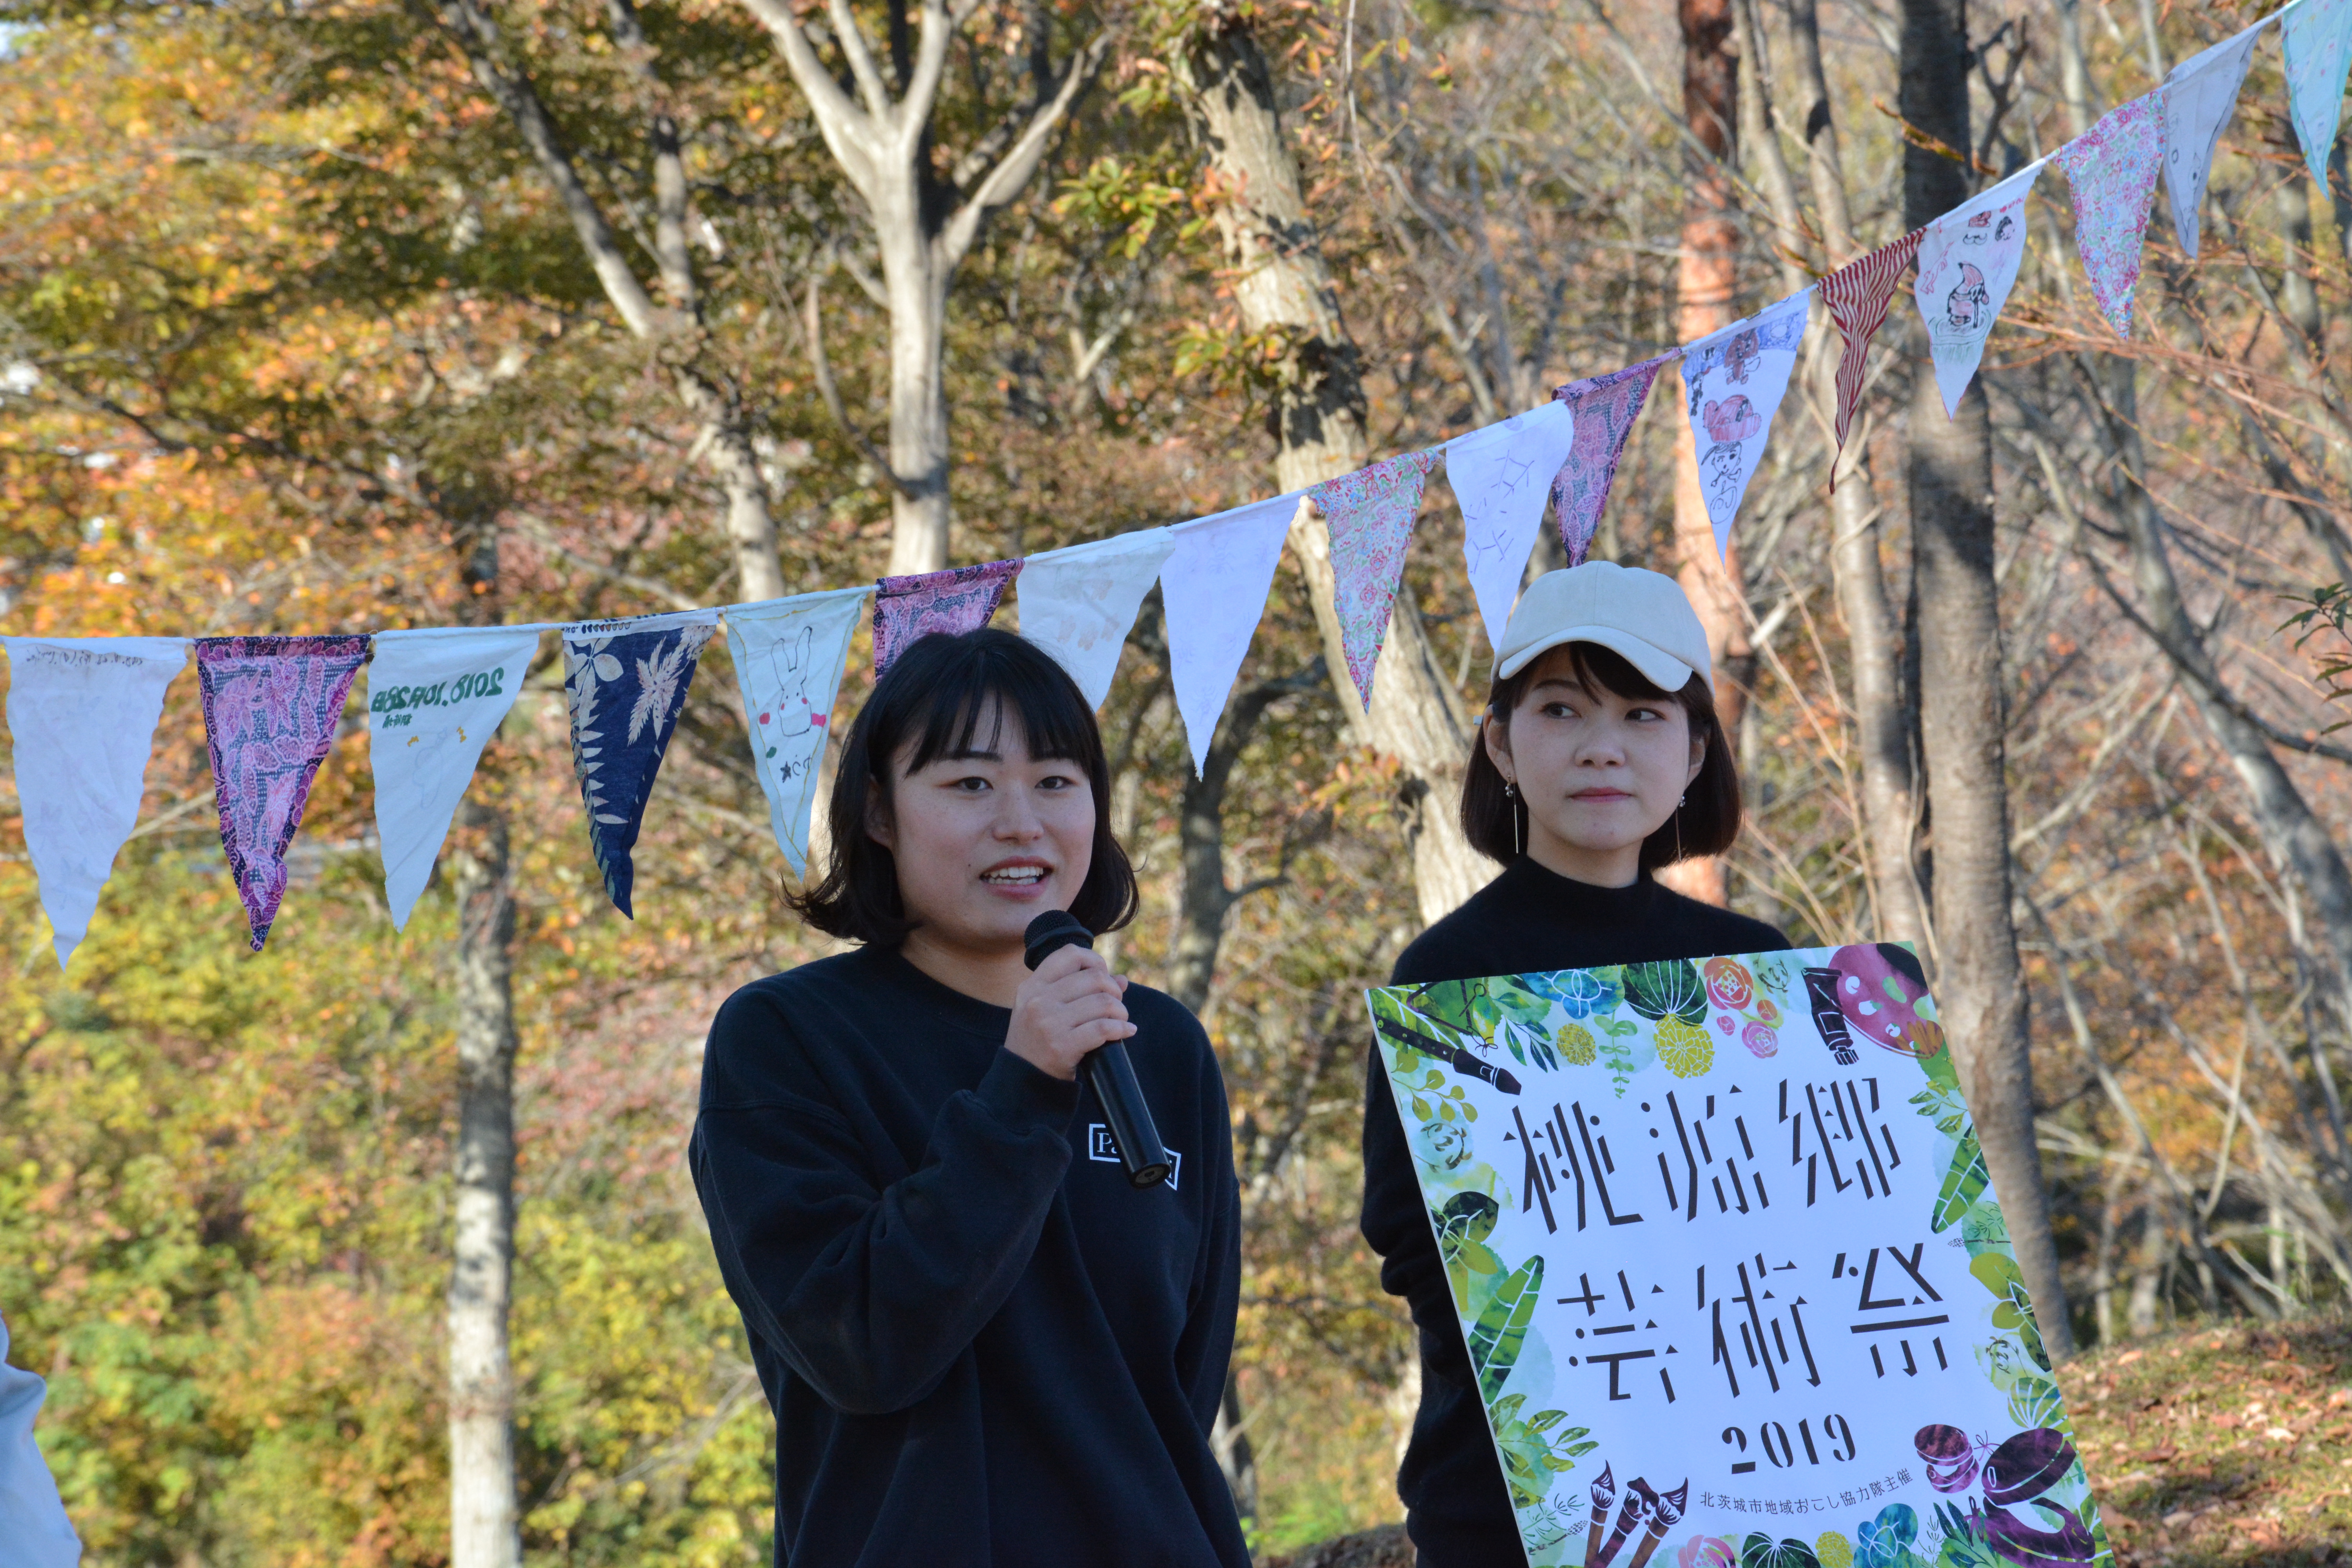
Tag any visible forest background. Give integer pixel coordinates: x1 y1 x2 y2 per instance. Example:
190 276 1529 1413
7 0 2352 1558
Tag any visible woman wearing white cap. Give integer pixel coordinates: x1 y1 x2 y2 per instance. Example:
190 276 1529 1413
1359 561 1793 1565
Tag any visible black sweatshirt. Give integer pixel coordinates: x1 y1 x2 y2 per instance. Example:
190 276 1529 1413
690 944 1249 1568
1360 857 1791 1567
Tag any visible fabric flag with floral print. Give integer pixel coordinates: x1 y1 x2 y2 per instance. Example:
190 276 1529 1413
2052 94 2167 338
1821 227 1926 477
871 558 1021 677
1016 528 1179 708
562 610 719 917
1913 160 2042 417
2286 0 2352 187
1310 448 1444 711
1549 353 1674 567
1161 492 1304 775
1447 399 1576 649
2163 20 2268 258
724 589 866 877
367 626 540 930
1681 290 1811 558
2 637 188 969
196 634 372 951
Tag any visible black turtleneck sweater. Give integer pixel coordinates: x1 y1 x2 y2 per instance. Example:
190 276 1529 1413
1360 857 1790 1567
691 944 1249 1568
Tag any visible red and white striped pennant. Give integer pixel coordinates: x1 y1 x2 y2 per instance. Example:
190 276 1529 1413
1820 228 1926 483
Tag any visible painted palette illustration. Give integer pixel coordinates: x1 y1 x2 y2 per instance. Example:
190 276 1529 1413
1368 945 2112 1568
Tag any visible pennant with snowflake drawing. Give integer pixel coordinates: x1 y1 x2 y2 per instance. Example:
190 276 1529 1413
1821 228 1925 480
1549 353 1674 567
2163 20 2267 258
196 634 372 951
2052 94 2166 338
871 558 1022 677
563 610 719 917
1310 448 1443 710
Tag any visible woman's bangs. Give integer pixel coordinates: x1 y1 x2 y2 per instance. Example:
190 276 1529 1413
901 644 1100 773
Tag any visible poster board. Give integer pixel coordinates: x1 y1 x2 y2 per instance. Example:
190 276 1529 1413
1368 944 2112 1568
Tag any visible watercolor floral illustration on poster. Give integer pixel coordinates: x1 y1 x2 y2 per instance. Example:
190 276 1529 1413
1368 945 2114 1568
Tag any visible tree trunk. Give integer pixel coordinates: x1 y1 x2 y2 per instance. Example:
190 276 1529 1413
880 210 954 575
1176 18 1485 926
1663 0 1746 908
448 794 521 1568
1900 0 2073 1359
1788 0 1927 947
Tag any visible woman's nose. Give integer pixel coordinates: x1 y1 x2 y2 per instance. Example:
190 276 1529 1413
994 787 1045 839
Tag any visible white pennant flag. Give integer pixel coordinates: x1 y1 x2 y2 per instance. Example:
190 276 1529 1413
1016 528 1179 708
1681 290 1811 558
1161 492 1304 775
3 637 188 969
725 589 866 876
1447 399 1576 650
368 626 539 929
2165 22 2267 258
1913 162 2042 418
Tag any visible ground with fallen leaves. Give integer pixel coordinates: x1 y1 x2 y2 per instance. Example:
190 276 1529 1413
2065 1313 2352 1566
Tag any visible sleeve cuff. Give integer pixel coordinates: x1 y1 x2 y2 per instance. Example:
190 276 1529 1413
974 1047 1081 1133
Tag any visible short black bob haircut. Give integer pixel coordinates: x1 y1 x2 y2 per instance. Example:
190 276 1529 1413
1461 639 1742 871
788 627 1139 946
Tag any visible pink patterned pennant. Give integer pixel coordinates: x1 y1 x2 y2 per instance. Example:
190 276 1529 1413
2052 94 2166 338
1549 354 1673 566
1310 449 1442 710
196 634 371 950
871 558 1022 676
1820 227 1925 479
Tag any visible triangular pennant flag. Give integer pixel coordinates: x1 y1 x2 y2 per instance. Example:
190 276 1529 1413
1161 492 1303 775
1549 353 1674 567
1016 529 1179 708
871 559 1021 677
2 637 187 969
1447 400 1576 650
1309 448 1443 711
724 590 865 877
1821 228 1926 476
2052 94 2167 338
1681 290 1811 558
562 611 718 918
2164 20 2267 258
367 626 539 930
2286 0 2352 187
1913 162 2042 417
196 634 372 951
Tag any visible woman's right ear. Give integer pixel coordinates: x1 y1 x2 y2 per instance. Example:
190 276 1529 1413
863 777 895 850
1481 707 1512 771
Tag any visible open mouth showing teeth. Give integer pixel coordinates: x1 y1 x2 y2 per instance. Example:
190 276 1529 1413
981 867 1047 886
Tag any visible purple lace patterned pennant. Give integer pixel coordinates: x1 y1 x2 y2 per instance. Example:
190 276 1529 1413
872 558 1022 677
196 634 371 951
1310 448 1443 711
1550 354 1674 566
2052 94 2166 338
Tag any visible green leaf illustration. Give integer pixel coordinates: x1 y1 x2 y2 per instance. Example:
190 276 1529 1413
1470 1252 1545 1402
1932 1131 1990 1232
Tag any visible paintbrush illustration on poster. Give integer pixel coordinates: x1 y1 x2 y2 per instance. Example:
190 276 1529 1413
1367 945 2114 1568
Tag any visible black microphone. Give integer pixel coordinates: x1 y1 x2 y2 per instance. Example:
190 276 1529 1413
1022 910 1173 1189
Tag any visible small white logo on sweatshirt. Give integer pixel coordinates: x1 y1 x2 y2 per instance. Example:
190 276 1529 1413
1087 1123 1180 1189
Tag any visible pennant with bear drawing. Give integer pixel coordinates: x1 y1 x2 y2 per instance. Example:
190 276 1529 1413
1681 291 1810 559
725 590 866 878
1913 162 2041 418
563 610 718 918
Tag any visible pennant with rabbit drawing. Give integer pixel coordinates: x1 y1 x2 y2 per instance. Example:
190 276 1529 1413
725 591 865 877
564 612 718 917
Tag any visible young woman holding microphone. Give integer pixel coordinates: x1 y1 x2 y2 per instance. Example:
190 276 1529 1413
1361 561 1794 1565
692 628 1248 1568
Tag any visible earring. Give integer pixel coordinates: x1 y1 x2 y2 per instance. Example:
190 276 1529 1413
1503 781 1516 798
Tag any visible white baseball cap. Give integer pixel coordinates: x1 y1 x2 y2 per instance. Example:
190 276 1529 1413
1493 561 1714 693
